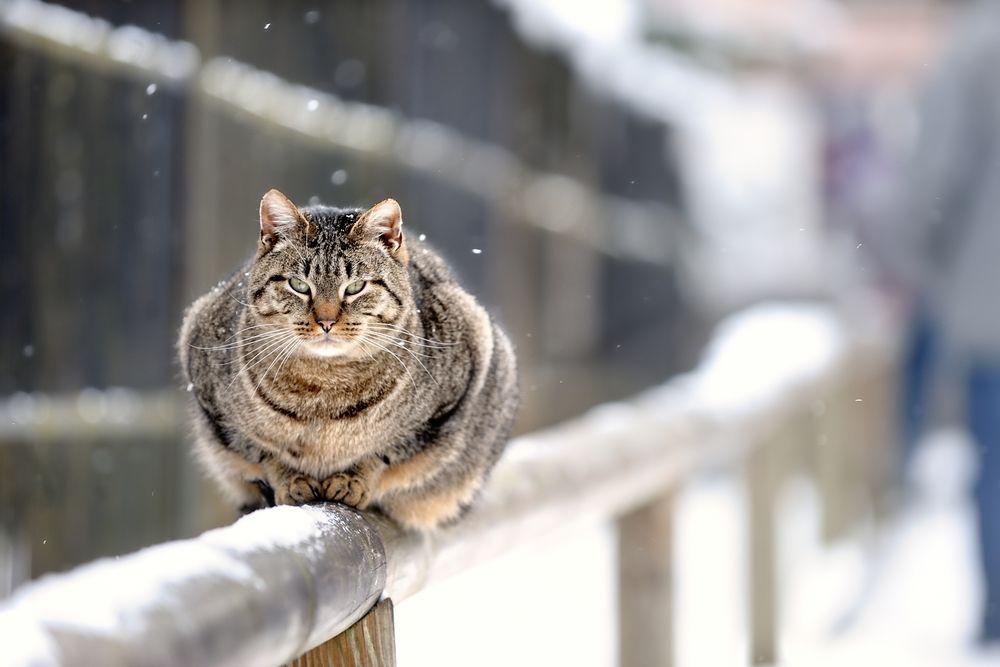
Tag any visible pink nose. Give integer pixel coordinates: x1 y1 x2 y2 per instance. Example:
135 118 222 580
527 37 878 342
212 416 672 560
317 320 335 333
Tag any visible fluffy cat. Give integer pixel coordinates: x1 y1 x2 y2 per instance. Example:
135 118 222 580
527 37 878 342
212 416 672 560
178 189 518 530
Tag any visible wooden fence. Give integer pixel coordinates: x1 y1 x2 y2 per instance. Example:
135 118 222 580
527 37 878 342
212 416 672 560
0 304 898 666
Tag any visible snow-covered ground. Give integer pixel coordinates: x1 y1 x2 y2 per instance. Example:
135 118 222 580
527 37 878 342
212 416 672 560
395 429 999 666
785 429 999 667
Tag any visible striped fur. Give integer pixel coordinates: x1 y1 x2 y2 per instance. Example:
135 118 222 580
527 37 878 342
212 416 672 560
178 191 518 530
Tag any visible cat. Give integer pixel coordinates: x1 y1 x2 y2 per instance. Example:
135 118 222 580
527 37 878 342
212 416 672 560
178 189 519 530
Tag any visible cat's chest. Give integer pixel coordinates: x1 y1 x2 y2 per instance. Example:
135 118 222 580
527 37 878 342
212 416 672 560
276 373 396 419
247 374 409 468
280 410 401 476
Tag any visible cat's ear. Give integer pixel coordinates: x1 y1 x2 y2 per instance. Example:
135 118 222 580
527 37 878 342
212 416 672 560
350 198 408 263
259 189 309 250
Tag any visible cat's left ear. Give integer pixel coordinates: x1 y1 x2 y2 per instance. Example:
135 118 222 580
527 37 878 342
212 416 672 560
350 198 408 263
259 189 310 251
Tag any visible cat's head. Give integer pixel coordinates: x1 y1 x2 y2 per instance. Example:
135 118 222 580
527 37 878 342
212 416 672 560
246 189 412 359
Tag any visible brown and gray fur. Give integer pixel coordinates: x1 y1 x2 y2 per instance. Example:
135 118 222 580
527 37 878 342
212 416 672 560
178 190 518 530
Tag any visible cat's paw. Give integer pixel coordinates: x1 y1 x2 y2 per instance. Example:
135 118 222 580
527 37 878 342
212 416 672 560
322 472 371 509
274 474 322 505
238 501 265 515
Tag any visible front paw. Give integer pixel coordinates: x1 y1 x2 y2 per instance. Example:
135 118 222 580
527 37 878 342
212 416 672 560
274 474 322 505
322 472 371 509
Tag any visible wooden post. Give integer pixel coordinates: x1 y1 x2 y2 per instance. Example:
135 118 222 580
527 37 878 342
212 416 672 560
289 599 396 667
747 443 777 666
618 493 674 667
816 377 855 544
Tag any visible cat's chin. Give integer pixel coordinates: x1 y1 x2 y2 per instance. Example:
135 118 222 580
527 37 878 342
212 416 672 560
304 339 356 358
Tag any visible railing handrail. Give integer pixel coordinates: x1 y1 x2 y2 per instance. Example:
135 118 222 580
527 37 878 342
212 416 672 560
0 302 891 666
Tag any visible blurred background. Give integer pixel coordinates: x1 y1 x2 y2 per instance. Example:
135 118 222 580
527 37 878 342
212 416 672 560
1 0 997 665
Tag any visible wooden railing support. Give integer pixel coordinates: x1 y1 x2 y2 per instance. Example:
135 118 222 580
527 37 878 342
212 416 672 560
816 374 862 544
747 443 777 666
290 599 396 667
618 493 675 667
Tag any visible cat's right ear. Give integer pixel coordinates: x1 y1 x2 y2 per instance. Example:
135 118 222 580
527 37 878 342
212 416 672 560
259 189 309 251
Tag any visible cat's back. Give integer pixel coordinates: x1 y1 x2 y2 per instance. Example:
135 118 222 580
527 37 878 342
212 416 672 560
404 238 487 337
404 236 457 288
177 265 248 384
406 236 517 400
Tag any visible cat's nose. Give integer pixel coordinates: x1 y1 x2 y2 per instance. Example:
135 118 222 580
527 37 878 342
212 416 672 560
313 301 340 329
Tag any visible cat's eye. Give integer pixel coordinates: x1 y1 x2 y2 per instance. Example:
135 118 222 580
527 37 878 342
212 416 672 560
288 277 311 294
344 280 366 296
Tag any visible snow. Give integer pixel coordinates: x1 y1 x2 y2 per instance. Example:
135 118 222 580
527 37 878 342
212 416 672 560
784 430 994 667
692 302 842 414
395 524 618 667
0 505 384 666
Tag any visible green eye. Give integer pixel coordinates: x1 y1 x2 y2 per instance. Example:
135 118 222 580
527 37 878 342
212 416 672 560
344 280 366 296
288 277 311 294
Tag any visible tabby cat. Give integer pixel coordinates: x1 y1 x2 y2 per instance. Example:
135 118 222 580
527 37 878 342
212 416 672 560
178 189 518 530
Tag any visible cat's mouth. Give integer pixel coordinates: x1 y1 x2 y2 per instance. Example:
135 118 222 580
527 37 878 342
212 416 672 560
304 332 358 358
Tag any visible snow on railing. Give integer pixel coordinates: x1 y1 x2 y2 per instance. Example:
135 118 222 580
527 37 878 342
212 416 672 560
0 0 680 266
0 303 898 666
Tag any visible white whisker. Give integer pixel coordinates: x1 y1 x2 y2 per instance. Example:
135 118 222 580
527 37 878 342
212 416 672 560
189 323 283 349
194 329 290 351
360 330 434 357
252 337 300 395
387 339 440 388
273 338 301 378
360 336 417 389
212 331 294 356
366 322 457 347
229 293 254 308
226 334 296 389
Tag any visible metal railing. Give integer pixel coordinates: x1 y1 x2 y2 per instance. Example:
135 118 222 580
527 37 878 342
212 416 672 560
0 303 898 666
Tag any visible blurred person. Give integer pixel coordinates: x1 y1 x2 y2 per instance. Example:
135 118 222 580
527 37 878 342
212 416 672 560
877 0 1000 643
